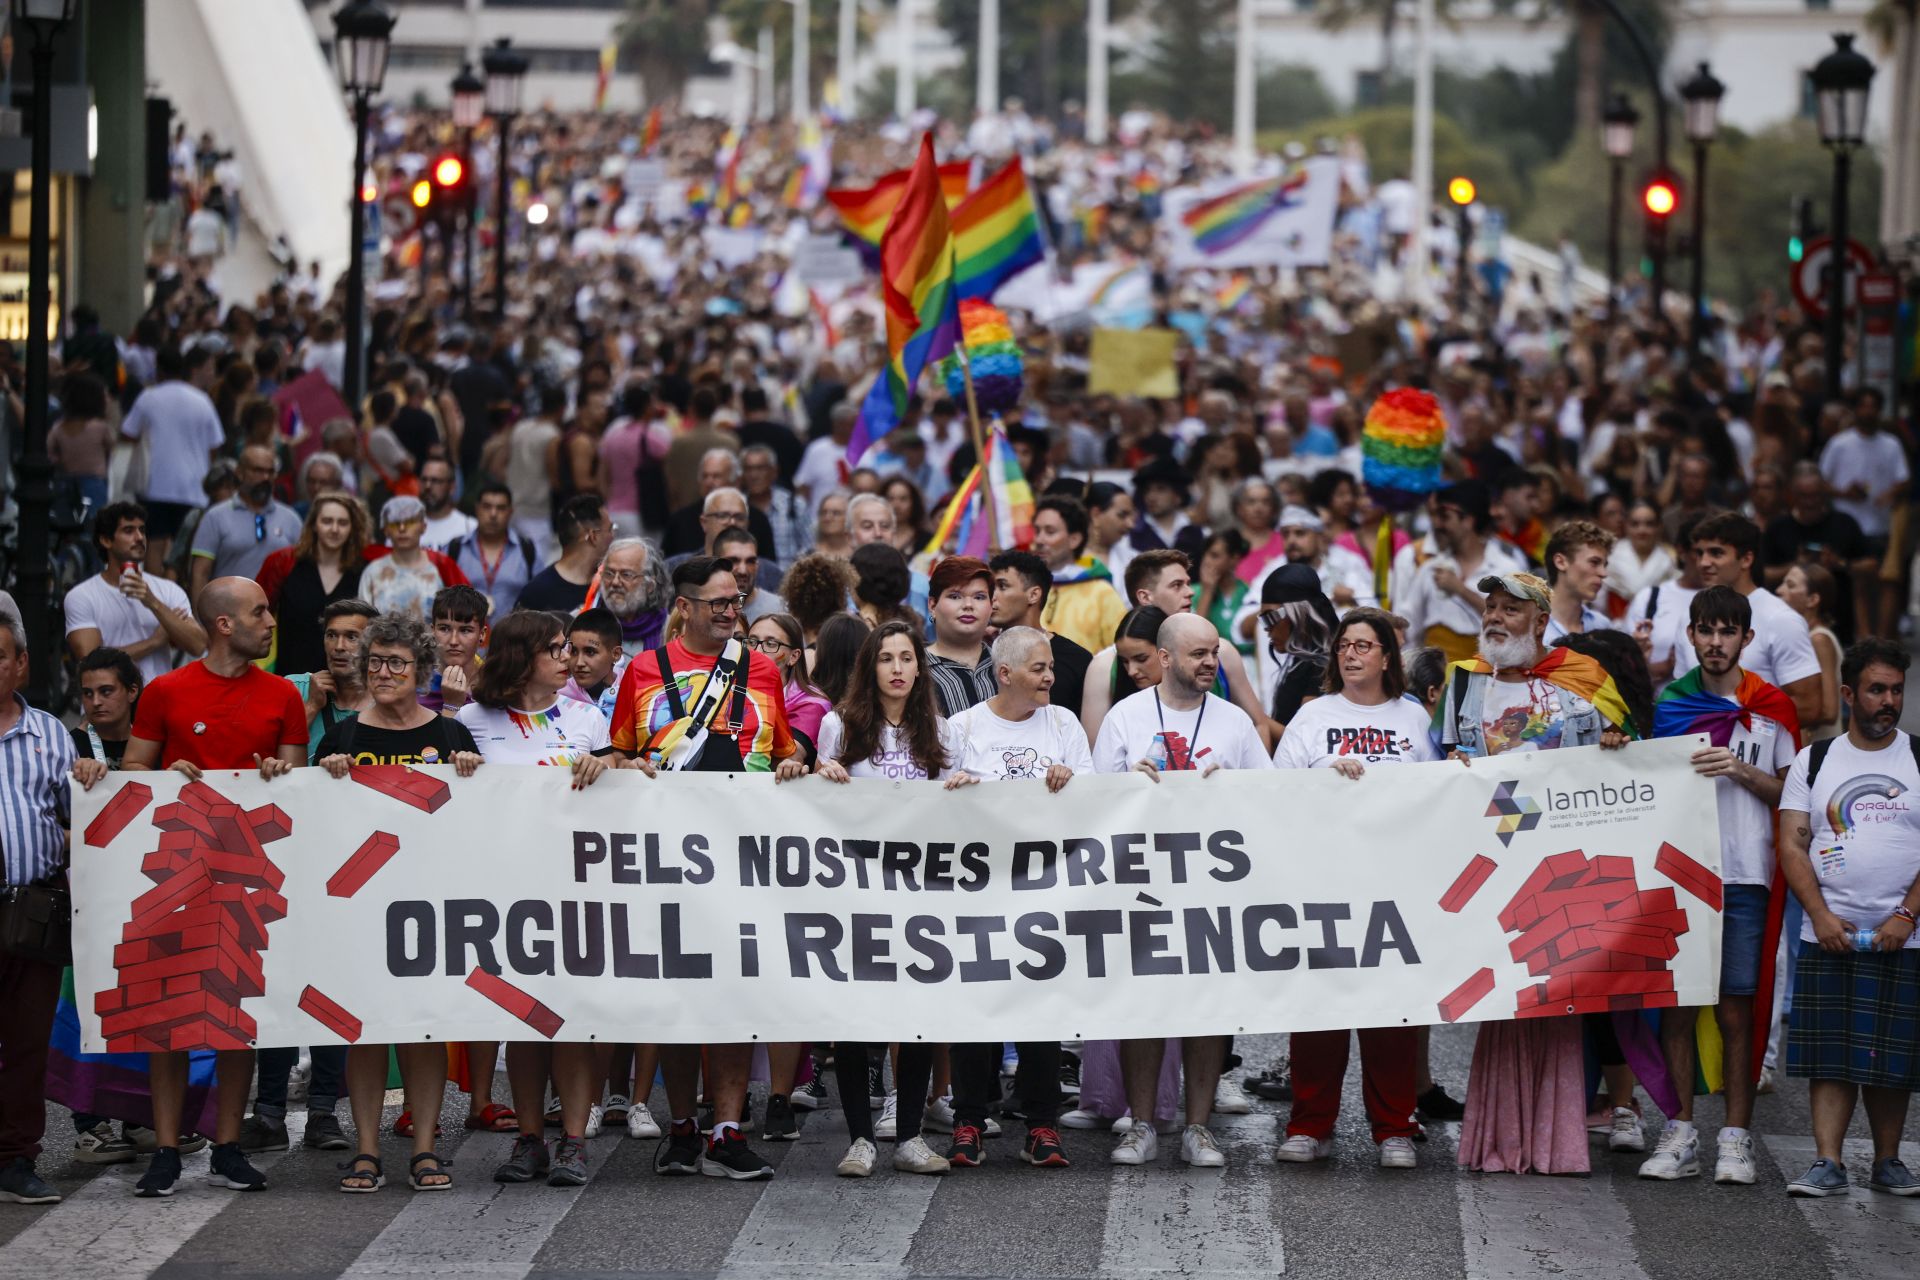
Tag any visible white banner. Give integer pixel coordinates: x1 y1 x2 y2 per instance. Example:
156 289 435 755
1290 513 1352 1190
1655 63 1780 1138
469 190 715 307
1161 157 1341 270
71 739 1722 1052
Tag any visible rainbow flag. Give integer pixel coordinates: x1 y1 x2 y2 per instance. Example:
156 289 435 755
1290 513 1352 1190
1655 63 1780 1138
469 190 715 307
641 105 662 155
717 132 744 215
1438 646 1635 740
923 463 984 560
951 157 1046 302
1653 667 1800 748
827 160 971 265
1214 273 1252 310
781 167 805 209
593 43 617 112
849 135 961 466
1076 202 1108 247
982 421 1034 551
1180 169 1311 254
917 425 1034 559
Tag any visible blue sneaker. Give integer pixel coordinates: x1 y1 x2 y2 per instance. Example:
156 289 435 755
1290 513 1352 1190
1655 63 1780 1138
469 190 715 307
1870 1157 1920 1196
1787 1157 1850 1197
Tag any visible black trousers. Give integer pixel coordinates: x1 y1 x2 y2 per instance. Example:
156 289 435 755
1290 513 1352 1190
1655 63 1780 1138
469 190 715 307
834 1043 932 1142
950 1041 1061 1131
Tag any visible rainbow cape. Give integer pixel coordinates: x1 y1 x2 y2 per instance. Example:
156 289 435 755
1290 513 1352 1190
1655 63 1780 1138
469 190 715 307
1052 555 1114 588
46 967 220 1133
1438 646 1635 740
951 157 1045 302
849 135 961 466
826 160 971 266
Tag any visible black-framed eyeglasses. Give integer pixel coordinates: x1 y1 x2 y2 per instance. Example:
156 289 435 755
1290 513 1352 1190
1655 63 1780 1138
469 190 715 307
365 655 417 673
684 593 747 614
253 513 267 543
545 641 575 660
743 636 792 653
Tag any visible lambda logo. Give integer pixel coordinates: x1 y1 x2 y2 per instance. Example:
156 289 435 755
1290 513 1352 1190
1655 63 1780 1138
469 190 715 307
1485 780 1542 846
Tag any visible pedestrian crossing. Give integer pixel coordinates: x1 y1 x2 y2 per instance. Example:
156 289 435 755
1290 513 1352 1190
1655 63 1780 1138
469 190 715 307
3 1100 1918 1278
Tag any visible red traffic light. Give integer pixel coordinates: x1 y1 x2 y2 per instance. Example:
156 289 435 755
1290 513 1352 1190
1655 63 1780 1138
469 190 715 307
432 154 465 189
1642 177 1678 218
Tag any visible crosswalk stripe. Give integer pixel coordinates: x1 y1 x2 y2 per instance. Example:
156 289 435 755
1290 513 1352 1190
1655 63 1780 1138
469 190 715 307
1764 1136 1920 1268
1456 1155 1652 1280
1 1113 308 1280
1097 1115 1283 1278
715 1114 940 1279
339 1129 594 1278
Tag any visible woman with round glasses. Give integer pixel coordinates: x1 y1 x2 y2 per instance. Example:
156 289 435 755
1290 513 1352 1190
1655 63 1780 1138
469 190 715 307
1271 606 1435 1171
313 613 484 1193
745 612 829 747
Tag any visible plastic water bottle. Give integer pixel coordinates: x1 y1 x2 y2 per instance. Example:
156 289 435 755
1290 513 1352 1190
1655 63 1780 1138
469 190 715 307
1145 732 1172 772
1851 928 1881 952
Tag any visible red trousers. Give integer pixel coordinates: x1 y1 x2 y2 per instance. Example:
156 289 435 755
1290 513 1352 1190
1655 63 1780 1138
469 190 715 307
0 952 62 1163
1285 1026 1419 1143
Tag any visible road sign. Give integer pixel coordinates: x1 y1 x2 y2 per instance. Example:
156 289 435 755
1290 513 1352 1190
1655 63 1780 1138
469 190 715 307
1859 271 1898 404
1790 236 1876 319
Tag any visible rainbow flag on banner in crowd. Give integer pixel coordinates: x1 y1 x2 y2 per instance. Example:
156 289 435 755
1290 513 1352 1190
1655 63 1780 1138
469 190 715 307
1076 202 1108 247
849 135 961 466
1215 273 1252 310
827 160 972 266
951 157 1046 302
640 104 662 155
593 43 617 111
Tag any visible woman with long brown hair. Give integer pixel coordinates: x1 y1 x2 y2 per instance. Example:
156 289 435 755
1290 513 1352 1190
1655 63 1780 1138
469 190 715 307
257 492 371 676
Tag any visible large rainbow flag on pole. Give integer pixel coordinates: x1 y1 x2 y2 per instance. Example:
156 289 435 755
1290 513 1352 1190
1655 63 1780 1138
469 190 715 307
919 424 1035 560
827 160 972 266
849 135 962 467
951 157 1046 302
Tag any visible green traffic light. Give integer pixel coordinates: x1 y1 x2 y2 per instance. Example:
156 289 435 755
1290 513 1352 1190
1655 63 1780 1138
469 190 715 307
1788 237 1804 263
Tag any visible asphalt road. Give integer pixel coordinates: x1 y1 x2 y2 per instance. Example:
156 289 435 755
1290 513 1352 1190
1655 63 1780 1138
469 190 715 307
2 1026 1916 1280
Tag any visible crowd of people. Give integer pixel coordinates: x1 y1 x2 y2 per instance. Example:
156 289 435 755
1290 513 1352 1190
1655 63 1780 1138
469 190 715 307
0 97 1915 1209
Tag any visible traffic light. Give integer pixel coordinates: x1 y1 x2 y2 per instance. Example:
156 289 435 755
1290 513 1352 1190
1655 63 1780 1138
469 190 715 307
431 152 466 195
1447 176 1476 207
409 178 432 210
1642 174 1679 219
1789 196 1817 263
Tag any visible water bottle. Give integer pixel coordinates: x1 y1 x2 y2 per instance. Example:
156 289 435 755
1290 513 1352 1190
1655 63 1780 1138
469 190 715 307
1145 732 1172 772
1851 928 1881 952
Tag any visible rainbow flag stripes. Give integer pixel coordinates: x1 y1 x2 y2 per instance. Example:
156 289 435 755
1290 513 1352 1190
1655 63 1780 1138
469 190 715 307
827 160 972 265
937 300 1024 418
1180 169 1310 254
951 157 1046 302
1361 387 1446 512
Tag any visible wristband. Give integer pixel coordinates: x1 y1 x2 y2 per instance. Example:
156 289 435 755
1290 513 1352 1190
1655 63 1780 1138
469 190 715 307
1893 906 1917 924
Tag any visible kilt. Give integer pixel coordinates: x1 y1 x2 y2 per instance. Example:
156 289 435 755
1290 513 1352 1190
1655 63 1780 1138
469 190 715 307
1786 940 1920 1089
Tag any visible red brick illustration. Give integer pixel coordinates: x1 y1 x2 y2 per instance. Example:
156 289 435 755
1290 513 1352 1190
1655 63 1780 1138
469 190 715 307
84 781 153 848
349 764 452 814
326 832 401 899
1438 966 1496 1023
95 781 291 1054
298 985 364 1043
1439 854 1498 913
466 966 565 1038
1655 841 1724 911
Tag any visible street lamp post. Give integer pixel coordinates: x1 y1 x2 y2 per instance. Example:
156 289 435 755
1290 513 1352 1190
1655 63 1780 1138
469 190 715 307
1811 32 1875 403
450 62 485 323
1679 62 1723 357
332 1 394 418
1601 92 1640 326
482 37 529 321
10 0 77 709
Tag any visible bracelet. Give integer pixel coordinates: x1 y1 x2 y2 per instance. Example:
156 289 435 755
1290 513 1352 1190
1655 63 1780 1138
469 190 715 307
1893 905 1917 924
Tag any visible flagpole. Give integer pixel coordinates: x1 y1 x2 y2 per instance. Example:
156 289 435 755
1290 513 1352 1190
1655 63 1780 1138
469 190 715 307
951 244 999 549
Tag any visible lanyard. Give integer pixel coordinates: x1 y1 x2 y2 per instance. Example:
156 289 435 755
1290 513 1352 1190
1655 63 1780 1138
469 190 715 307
1152 689 1206 765
474 538 510 592
86 723 107 762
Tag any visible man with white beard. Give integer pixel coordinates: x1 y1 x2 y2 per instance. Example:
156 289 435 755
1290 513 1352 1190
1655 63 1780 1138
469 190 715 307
594 538 670 657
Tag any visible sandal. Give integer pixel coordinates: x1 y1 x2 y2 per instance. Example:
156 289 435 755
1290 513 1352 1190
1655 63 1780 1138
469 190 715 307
465 1103 516 1132
409 1151 453 1192
338 1153 384 1194
393 1110 443 1139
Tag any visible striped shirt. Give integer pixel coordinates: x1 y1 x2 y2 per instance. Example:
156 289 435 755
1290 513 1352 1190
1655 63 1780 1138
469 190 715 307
927 648 998 717
0 693 74 885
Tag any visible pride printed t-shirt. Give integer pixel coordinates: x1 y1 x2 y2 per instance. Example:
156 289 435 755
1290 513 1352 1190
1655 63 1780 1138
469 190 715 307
456 699 610 766
608 639 795 773
1780 732 1920 949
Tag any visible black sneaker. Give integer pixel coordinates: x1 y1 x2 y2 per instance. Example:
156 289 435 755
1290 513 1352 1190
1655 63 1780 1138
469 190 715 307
700 1129 774 1180
237 1113 289 1153
1416 1085 1466 1122
207 1142 267 1192
1058 1050 1082 1105
1021 1126 1070 1168
867 1062 886 1109
763 1094 800 1142
947 1123 984 1168
0 1157 59 1204
654 1120 703 1176
493 1134 550 1183
792 1074 830 1111
304 1113 351 1150
135 1147 183 1197
1247 1060 1292 1102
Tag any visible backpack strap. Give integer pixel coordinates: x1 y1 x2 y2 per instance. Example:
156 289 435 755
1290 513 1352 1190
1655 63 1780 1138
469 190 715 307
1806 737 1834 788
1646 584 1660 622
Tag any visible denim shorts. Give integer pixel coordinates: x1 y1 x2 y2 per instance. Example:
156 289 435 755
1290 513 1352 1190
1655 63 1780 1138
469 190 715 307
1721 883 1771 997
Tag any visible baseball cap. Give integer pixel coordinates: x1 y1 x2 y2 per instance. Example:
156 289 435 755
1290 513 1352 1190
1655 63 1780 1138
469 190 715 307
1477 571 1551 610
1278 505 1324 531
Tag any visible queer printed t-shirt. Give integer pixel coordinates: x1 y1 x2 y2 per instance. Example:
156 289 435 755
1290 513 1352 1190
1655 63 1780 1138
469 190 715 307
948 702 1095 781
1714 707 1797 885
313 715 479 767
1779 731 1920 949
130 661 309 770
1091 688 1271 775
1272 693 1439 770
608 639 795 773
456 699 610 766
814 712 963 781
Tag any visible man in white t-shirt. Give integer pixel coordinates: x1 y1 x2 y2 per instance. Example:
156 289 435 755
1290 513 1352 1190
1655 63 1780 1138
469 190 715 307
418 459 476 553
1683 514 1821 729
64 502 206 685
1641 586 1795 1187
1092 614 1268 1172
945 626 1093 1171
119 346 225 573
1818 391 1909 543
1777 637 1920 1199
794 402 854 516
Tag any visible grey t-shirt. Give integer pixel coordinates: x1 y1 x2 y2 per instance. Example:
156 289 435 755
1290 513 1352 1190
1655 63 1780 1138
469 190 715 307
190 496 303 580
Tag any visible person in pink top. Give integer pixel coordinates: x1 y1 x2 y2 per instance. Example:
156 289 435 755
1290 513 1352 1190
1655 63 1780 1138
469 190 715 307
597 380 672 540
747 612 829 748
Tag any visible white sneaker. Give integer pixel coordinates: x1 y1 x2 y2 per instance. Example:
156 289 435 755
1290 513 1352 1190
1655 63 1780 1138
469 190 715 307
875 1092 899 1141
923 1095 956 1133
1379 1136 1417 1169
1214 1077 1253 1115
1110 1119 1159 1165
1181 1124 1227 1168
73 1121 137 1165
893 1135 951 1175
627 1102 662 1140
836 1137 877 1178
543 1087 563 1128
1275 1133 1333 1163
1060 1108 1114 1130
1608 1107 1646 1153
1756 1067 1777 1096
582 1103 605 1140
1714 1130 1757 1185
1637 1121 1698 1179
983 1115 1001 1138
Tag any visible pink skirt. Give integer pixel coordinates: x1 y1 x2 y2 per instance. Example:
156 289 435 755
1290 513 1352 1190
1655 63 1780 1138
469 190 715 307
1077 1038 1183 1125
1457 1017 1591 1175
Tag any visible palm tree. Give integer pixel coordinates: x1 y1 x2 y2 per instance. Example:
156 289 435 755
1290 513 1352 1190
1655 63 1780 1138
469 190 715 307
621 0 716 106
